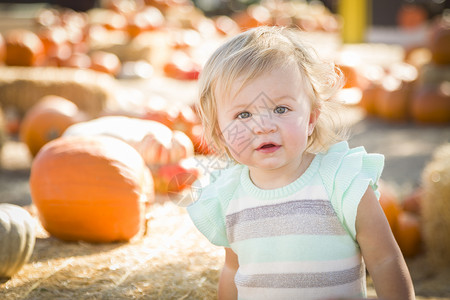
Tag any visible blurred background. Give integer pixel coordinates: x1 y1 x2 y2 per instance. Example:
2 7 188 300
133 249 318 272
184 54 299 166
0 0 449 299
1 0 448 192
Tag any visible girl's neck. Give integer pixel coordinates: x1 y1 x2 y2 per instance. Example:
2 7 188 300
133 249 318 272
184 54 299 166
248 152 315 190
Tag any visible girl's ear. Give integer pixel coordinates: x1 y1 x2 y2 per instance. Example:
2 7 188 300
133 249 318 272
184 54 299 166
308 107 320 136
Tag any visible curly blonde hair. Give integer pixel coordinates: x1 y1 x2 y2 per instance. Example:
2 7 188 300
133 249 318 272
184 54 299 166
197 26 347 158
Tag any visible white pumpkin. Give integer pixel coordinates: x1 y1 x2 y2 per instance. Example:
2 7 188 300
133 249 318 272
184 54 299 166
63 116 194 166
0 203 36 278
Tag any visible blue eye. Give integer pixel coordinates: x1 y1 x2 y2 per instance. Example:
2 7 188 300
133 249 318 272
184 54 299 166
237 111 252 119
274 106 289 114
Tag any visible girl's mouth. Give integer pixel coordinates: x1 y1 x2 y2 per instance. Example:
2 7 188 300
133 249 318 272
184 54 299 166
256 143 281 153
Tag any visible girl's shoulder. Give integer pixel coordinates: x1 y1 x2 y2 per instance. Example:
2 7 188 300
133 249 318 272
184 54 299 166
318 141 384 178
187 163 244 247
318 141 385 239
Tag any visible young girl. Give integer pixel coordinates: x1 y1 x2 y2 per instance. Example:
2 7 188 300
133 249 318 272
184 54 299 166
187 26 414 300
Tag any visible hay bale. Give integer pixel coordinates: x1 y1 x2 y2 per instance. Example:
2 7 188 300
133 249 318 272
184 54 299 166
0 202 223 299
0 66 117 117
422 143 450 270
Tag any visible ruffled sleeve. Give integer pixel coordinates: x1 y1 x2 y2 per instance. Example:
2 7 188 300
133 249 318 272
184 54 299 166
187 164 243 247
319 141 384 240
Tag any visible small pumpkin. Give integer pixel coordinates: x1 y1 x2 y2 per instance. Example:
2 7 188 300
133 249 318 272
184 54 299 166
232 5 272 30
20 95 88 157
0 203 36 278
163 51 201 80
394 211 422 257
428 15 450 65
62 52 91 69
37 26 71 63
29 135 154 243
402 187 423 216
378 180 402 234
5 29 45 66
127 6 165 38
153 158 200 195
358 64 385 115
377 76 410 121
337 64 368 90
411 82 450 124
89 51 122 77
396 3 427 30
214 15 240 36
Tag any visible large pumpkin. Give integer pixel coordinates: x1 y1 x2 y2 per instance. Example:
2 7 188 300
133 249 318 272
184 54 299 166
20 95 88 157
29 135 154 243
0 203 36 278
5 29 45 66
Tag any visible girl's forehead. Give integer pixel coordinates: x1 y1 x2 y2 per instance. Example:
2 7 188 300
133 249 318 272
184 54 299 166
216 64 307 106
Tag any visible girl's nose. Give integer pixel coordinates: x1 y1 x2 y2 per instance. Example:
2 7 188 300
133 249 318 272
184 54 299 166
252 115 277 134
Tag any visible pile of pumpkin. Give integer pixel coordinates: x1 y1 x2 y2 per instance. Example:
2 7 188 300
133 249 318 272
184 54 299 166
0 0 343 80
0 2 203 79
339 13 450 124
378 143 450 271
1 91 206 242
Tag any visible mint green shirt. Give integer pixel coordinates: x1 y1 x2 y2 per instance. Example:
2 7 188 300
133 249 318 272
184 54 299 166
188 141 384 299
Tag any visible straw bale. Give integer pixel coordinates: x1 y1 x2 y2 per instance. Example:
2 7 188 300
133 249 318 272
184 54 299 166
421 143 450 270
0 66 117 117
0 201 223 299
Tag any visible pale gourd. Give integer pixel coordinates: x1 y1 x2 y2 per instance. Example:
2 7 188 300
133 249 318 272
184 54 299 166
63 116 194 166
0 203 36 278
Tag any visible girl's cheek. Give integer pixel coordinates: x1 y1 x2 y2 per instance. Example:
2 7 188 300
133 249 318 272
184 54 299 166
221 122 255 155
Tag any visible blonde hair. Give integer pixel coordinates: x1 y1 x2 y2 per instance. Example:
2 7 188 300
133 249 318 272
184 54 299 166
198 26 347 158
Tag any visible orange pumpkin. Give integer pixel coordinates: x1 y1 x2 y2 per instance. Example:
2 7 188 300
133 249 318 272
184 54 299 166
62 52 91 69
30 135 154 243
89 51 122 76
402 187 423 216
214 15 240 36
35 8 61 28
19 95 87 157
144 96 200 134
377 76 410 121
358 64 385 115
428 16 450 65
232 5 272 31
5 29 45 66
337 64 368 90
127 6 165 38
163 51 201 80
411 83 450 124
396 3 427 30
152 158 200 195
378 180 401 234
360 83 382 116
37 26 71 64
394 211 422 257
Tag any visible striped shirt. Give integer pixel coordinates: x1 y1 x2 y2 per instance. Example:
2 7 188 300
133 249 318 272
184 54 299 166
188 141 384 299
